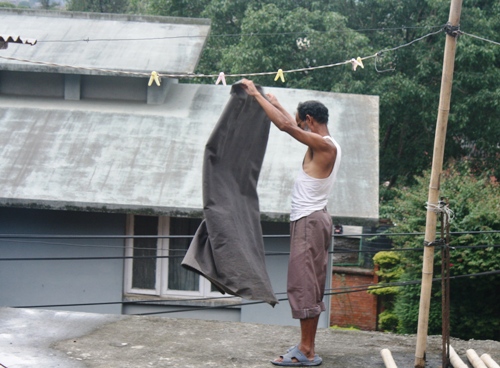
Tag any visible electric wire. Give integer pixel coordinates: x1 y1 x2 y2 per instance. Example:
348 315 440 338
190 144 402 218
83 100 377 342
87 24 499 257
1 228 499 261
1 229 497 239
1 242 499 261
133 268 500 316
461 32 500 46
3 228 498 314
10 269 500 313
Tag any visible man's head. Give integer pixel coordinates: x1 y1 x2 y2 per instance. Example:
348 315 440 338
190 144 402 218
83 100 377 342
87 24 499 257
297 100 329 125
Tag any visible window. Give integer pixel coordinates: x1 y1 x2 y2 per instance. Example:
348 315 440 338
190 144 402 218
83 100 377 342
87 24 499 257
124 215 222 298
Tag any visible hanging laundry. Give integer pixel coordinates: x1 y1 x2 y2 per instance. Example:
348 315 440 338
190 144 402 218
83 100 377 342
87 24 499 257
182 81 278 306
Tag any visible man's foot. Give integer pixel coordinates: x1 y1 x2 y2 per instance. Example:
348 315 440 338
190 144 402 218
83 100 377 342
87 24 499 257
270 346 322 366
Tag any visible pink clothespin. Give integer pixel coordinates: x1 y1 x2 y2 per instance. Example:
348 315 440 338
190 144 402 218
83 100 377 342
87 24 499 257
216 72 226 86
350 57 364 71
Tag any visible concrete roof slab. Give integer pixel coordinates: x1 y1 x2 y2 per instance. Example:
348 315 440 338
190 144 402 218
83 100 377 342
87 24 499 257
0 83 379 223
0 9 211 76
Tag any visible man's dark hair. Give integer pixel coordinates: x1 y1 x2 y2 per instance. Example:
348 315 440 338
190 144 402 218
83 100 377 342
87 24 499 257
297 100 329 124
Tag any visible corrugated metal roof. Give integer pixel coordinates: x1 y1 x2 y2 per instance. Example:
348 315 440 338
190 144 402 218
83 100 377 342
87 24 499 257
0 35 37 49
0 9 210 76
0 83 379 222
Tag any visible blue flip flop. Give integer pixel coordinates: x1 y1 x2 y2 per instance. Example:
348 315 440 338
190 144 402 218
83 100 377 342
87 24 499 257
271 346 323 366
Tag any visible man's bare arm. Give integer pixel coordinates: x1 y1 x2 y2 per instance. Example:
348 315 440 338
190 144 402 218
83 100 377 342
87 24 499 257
240 79 331 152
266 93 295 122
240 79 296 130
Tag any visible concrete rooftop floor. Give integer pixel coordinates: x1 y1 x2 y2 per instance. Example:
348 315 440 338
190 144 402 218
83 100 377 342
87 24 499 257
1 307 499 368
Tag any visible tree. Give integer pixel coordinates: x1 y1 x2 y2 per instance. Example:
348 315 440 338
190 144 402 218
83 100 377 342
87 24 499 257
205 3 370 90
40 0 60 9
332 0 500 185
379 162 500 340
66 0 128 13
147 0 210 17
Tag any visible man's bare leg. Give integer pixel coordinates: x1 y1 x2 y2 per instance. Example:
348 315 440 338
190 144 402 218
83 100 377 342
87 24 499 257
273 315 320 363
298 315 320 359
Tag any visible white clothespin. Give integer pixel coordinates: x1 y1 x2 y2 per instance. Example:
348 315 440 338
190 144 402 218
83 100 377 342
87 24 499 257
215 72 226 86
148 71 161 87
350 57 364 71
274 68 285 83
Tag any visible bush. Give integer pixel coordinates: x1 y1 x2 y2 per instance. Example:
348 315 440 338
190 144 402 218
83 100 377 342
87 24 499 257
380 162 500 340
378 310 399 332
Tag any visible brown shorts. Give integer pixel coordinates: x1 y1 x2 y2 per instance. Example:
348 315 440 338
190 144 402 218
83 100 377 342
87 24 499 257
288 208 332 319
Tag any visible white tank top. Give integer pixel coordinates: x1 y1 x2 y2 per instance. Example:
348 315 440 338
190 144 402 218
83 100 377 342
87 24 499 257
290 136 342 221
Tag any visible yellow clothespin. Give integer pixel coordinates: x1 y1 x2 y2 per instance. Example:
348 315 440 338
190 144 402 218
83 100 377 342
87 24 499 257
274 68 285 83
148 71 161 87
350 57 364 71
215 72 226 86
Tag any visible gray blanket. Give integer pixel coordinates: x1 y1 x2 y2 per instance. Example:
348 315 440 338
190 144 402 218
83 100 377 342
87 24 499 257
182 82 278 306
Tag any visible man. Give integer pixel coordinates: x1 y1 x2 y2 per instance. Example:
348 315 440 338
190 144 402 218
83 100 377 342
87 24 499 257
240 79 342 367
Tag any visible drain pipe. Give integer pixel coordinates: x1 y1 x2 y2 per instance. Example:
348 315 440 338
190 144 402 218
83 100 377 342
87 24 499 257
381 349 397 368
467 349 488 368
449 346 468 368
481 354 500 368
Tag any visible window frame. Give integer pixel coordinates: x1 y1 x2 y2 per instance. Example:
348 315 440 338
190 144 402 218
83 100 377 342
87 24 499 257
124 214 223 299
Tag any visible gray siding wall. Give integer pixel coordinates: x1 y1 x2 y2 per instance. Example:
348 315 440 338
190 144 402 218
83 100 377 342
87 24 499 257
0 71 148 102
0 209 331 327
0 207 126 314
0 71 64 98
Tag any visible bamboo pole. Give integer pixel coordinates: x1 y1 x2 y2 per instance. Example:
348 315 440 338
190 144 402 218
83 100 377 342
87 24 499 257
467 349 488 368
414 0 463 367
481 353 500 368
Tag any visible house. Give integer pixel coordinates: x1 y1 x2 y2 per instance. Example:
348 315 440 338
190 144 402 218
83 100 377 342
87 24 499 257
0 9 379 328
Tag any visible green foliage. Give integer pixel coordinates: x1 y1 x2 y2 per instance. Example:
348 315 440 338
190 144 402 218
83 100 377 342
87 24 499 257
0 2 16 8
211 3 370 90
381 162 500 340
66 0 128 13
378 310 399 332
40 0 60 9
148 0 210 17
370 251 404 331
330 324 360 331
369 251 403 296
373 251 402 274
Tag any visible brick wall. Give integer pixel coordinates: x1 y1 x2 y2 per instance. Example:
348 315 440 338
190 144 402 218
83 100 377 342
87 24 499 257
330 266 379 331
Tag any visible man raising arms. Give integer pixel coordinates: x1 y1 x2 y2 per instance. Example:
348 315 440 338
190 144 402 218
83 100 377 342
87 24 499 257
240 79 342 367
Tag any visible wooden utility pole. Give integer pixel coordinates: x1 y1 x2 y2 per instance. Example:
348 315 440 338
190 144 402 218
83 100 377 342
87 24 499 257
414 0 463 367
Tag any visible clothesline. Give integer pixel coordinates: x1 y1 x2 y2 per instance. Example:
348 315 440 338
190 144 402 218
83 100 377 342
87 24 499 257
0 28 498 86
